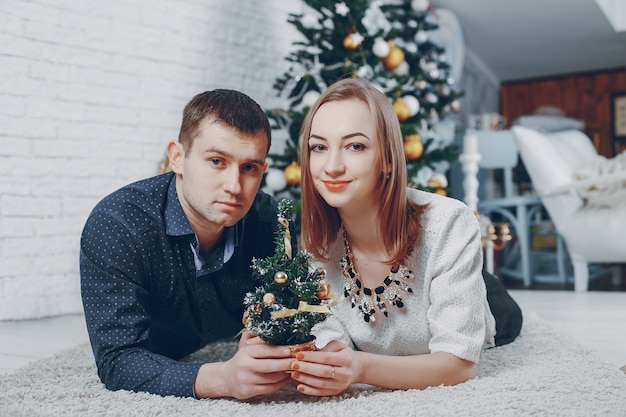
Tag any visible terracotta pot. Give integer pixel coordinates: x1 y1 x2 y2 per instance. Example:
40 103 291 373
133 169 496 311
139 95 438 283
287 339 317 357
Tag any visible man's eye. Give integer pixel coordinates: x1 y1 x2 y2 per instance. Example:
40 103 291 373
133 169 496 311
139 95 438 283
241 164 257 172
210 158 224 166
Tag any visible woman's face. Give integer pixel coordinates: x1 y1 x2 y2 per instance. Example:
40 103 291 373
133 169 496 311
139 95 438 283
307 98 381 210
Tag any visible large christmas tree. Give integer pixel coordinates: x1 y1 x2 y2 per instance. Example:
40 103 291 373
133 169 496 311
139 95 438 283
263 0 462 215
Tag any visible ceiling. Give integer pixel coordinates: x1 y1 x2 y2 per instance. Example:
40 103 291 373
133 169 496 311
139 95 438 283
432 0 626 82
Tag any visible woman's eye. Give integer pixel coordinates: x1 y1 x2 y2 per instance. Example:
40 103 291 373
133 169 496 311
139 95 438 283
348 143 365 151
310 144 326 152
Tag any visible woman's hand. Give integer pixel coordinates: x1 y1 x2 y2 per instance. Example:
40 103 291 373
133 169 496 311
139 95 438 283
289 340 361 396
289 339 475 396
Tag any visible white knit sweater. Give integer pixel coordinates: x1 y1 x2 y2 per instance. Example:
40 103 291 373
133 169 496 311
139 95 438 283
312 188 496 364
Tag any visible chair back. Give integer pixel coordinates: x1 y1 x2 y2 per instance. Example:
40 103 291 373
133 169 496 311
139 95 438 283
511 126 597 230
467 129 518 199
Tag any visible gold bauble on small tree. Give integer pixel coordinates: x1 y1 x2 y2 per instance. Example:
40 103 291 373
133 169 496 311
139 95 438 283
343 34 360 50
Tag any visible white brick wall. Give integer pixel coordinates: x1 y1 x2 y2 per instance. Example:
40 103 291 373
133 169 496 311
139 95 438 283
0 0 302 320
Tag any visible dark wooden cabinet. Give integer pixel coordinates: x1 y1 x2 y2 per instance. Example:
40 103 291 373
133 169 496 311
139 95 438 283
501 68 626 157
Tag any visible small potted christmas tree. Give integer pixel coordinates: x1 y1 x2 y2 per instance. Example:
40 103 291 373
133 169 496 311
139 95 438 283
243 199 331 356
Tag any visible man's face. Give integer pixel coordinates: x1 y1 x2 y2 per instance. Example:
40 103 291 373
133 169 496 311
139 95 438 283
170 119 268 238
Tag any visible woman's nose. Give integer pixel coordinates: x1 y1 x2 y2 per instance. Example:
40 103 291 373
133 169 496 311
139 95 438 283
323 149 345 176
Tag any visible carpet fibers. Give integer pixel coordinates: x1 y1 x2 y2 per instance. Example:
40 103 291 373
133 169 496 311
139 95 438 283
1 312 625 417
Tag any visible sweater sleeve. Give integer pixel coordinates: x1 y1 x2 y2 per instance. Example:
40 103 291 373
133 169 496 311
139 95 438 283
424 201 493 363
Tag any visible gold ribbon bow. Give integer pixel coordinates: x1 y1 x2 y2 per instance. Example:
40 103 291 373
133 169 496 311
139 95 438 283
270 301 331 318
278 217 292 259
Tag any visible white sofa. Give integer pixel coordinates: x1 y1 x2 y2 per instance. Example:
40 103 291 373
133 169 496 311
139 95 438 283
512 126 626 291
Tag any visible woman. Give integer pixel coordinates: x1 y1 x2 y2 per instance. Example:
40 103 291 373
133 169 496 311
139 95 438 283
291 78 518 396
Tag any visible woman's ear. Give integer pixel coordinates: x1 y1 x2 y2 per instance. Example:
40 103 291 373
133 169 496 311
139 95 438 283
167 141 184 174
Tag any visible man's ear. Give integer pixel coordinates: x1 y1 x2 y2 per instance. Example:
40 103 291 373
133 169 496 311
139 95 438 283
167 141 184 174
263 161 268 173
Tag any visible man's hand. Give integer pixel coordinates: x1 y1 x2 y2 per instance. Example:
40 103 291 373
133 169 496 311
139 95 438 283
193 331 293 399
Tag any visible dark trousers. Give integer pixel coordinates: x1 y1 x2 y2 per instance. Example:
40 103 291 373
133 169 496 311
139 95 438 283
483 270 523 346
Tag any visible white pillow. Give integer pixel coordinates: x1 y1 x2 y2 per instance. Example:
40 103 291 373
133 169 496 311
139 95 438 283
574 151 626 208
513 115 584 132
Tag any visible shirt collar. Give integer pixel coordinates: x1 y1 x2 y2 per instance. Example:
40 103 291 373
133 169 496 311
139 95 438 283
165 175 241 266
164 176 194 237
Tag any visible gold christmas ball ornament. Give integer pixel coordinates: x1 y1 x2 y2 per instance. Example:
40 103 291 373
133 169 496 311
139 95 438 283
316 267 327 281
435 188 448 196
392 97 411 122
274 271 288 284
343 34 360 50
428 173 449 189
262 293 276 305
284 161 301 186
317 283 331 300
403 134 424 160
382 41 405 70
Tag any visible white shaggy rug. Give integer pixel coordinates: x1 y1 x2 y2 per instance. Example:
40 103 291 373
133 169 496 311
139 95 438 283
1 312 625 417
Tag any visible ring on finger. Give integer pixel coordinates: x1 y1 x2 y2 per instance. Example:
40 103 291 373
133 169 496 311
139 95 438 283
330 366 335 378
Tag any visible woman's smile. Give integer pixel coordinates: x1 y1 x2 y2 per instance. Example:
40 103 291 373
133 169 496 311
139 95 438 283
323 180 351 191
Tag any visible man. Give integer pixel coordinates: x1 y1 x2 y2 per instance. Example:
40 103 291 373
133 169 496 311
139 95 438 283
80 89 293 399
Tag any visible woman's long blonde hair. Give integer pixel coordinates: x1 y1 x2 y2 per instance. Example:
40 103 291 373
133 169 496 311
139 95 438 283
299 78 427 265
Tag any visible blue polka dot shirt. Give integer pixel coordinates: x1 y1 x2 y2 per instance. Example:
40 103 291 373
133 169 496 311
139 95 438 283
80 172 279 397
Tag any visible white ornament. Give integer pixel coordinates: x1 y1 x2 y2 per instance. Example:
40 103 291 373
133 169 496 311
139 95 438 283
404 42 418 54
430 172 448 188
393 61 410 76
402 95 420 116
301 14 321 29
420 60 438 72
451 99 461 113
335 2 349 16
426 92 438 103
265 168 287 191
411 0 430 13
372 37 390 57
356 65 374 79
414 166 434 187
351 32 364 46
301 90 321 108
415 30 428 44
415 79 428 90
362 2 391 36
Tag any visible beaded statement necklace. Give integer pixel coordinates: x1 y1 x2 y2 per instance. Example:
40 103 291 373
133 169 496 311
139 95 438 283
341 229 414 323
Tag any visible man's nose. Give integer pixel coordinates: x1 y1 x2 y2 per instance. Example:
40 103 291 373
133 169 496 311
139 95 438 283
224 167 242 194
